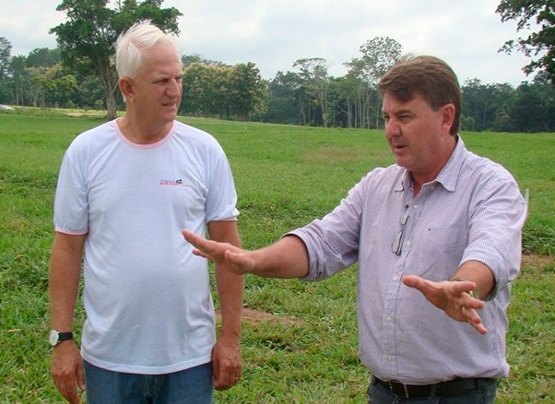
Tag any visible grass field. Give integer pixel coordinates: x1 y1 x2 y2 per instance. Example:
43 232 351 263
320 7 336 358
0 110 554 402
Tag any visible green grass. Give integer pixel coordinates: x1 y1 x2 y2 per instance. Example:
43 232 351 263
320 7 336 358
0 111 554 402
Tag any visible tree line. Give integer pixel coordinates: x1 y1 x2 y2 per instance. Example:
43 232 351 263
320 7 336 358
1 35 554 133
0 0 553 132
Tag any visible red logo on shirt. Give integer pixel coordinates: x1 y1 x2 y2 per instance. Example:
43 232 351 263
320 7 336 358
160 179 184 186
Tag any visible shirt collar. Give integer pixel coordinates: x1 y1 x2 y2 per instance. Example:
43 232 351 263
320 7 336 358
435 135 465 192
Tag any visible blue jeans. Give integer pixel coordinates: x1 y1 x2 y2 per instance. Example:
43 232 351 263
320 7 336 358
368 378 497 404
84 361 213 404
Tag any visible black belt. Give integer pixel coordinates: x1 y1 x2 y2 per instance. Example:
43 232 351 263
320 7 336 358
372 376 495 399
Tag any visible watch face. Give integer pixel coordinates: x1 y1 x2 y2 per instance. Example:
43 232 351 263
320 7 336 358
49 330 59 346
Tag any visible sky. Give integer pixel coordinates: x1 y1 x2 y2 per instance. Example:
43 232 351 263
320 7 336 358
0 0 537 87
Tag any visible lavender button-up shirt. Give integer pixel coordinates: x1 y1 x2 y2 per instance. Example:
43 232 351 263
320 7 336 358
289 137 527 384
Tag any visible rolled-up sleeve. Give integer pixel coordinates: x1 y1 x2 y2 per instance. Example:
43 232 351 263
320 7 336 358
286 174 373 281
462 167 528 297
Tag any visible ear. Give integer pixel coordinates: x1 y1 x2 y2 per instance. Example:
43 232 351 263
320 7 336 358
441 103 456 132
119 77 134 102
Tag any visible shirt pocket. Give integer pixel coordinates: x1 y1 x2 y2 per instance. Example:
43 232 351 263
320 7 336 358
412 226 468 280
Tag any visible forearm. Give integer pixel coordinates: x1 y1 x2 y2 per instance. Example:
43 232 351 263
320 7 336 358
450 260 495 300
249 235 309 279
49 233 85 331
183 229 310 279
215 266 243 339
208 221 243 338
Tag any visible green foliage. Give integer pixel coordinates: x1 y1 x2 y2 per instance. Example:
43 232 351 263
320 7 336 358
0 36 12 81
265 71 305 125
461 78 555 132
497 0 555 83
26 48 61 68
509 81 555 131
182 62 268 120
0 113 553 402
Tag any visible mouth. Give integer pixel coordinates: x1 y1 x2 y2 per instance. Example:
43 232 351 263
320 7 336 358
162 102 177 109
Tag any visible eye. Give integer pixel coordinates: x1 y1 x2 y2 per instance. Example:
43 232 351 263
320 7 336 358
399 114 412 123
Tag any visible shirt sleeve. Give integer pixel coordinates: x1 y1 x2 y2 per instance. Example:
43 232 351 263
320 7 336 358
462 167 527 298
204 141 239 222
53 147 89 235
288 174 369 281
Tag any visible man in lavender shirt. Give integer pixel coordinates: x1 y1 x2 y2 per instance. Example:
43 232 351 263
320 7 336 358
183 55 527 403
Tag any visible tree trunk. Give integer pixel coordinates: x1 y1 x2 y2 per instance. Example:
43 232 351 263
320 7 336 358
106 87 118 120
299 100 307 125
100 64 119 120
320 97 328 127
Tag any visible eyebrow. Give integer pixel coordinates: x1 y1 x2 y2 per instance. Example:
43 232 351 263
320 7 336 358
383 107 413 116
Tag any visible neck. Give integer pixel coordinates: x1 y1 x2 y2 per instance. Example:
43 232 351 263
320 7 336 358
117 115 173 145
411 135 457 196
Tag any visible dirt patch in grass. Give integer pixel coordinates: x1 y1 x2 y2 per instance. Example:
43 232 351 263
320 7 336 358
216 307 304 326
522 253 555 268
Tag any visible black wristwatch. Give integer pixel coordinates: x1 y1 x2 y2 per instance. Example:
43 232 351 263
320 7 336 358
49 330 73 347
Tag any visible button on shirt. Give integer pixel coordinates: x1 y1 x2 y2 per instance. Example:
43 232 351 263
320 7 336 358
289 138 527 384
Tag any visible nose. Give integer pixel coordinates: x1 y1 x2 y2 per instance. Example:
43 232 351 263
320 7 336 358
385 118 401 139
167 78 181 97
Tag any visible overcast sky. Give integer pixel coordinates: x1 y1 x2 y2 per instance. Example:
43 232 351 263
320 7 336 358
0 0 536 87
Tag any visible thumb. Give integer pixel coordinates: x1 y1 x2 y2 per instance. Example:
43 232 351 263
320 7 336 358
225 250 255 274
77 361 86 391
402 274 425 289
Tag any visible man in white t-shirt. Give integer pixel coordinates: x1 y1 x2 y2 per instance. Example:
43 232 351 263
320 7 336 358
48 21 243 404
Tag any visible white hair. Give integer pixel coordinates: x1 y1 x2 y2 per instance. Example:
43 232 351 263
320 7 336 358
115 20 181 79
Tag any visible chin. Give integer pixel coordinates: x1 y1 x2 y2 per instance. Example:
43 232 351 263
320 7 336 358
162 109 177 120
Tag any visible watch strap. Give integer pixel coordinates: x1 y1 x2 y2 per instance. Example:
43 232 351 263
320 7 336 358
58 331 73 342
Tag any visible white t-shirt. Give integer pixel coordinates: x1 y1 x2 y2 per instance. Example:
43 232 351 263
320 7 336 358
54 119 239 374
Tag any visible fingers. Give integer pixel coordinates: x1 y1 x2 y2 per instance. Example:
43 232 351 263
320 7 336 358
182 230 216 258
212 339 242 390
402 275 447 309
52 364 82 403
460 305 488 334
51 343 85 403
452 287 488 334
77 359 86 391
191 248 212 260
183 230 252 275
213 349 241 390
459 291 488 334
403 275 488 334
213 367 242 391
182 230 236 261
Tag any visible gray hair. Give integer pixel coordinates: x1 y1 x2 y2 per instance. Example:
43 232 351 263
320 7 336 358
115 20 181 79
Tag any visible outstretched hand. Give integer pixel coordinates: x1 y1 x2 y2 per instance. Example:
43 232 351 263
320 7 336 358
402 275 488 334
182 230 254 275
